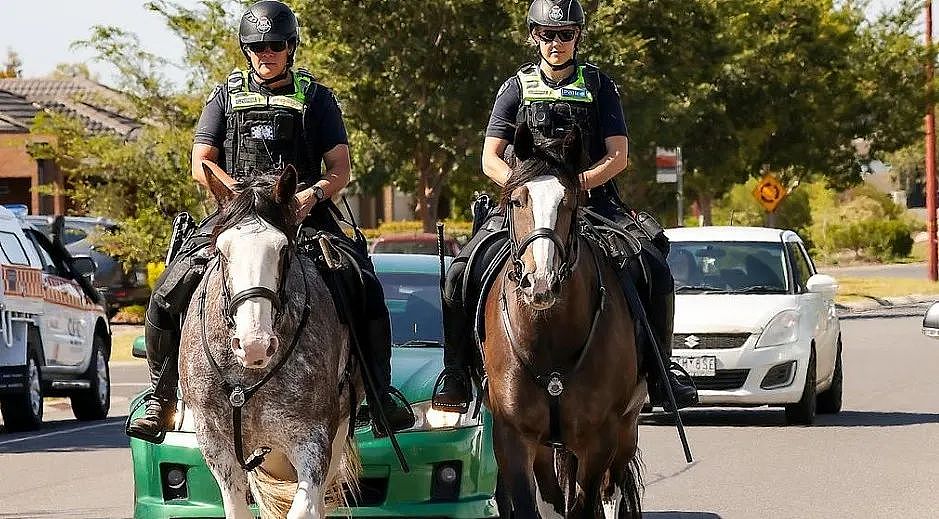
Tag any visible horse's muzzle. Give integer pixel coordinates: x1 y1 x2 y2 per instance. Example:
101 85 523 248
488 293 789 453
231 334 279 368
520 272 559 310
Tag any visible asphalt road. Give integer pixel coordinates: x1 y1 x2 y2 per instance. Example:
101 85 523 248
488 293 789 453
818 262 927 279
1 317 937 518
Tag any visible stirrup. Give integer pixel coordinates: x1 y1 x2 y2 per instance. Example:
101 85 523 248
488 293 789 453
431 368 471 414
371 387 416 438
668 361 697 388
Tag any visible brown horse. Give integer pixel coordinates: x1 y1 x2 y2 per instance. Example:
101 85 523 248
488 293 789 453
481 124 646 519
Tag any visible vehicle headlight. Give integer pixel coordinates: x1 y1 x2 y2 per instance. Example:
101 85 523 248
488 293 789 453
755 310 800 348
406 400 481 432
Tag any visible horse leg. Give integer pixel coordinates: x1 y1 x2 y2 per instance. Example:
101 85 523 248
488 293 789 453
492 418 539 519
286 424 338 519
608 408 643 519
572 429 617 519
200 439 253 519
532 445 569 519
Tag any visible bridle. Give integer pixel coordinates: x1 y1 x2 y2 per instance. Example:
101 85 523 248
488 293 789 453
505 177 580 289
216 245 289 330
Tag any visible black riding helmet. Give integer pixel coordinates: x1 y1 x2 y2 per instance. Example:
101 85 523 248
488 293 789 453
527 0 585 71
527 0 585 29
239 1 300 84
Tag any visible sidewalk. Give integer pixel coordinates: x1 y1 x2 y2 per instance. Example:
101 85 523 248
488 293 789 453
836 294 934 320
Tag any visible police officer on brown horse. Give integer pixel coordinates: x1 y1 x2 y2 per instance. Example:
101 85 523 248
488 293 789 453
432 0 698 413
128 0 414 443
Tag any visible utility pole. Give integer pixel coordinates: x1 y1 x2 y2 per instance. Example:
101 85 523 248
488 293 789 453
676 147 684 226
927 0 938 281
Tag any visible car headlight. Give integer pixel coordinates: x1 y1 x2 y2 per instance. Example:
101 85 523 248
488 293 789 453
755 310 800 348
406 400 481 432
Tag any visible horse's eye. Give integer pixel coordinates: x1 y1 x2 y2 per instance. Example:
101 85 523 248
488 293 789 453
511 198 523 208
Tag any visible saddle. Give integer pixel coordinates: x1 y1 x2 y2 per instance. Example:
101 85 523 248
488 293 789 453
459 199 659 375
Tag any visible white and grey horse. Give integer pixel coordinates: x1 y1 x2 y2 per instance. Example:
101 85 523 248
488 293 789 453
179 162 363 519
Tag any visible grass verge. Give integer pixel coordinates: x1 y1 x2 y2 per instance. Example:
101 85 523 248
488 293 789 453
835 277 939 303
111 325 144 362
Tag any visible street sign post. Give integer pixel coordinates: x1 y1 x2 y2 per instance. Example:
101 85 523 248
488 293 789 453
656 147 684 225
752 174 786 213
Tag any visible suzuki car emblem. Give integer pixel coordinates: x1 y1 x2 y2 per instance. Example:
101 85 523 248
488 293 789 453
549 5 564 21
684 335 701 348
256 16 272 34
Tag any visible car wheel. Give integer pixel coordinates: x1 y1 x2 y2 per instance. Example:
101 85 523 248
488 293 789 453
70 334 111 421
785 348 817 425
817 337 843 414
0 350 44 431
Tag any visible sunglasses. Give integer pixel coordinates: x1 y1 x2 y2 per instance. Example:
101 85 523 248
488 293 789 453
245 41 288 53
535 29 577 43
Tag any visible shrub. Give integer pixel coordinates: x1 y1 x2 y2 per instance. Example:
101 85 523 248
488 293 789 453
829 219 914 261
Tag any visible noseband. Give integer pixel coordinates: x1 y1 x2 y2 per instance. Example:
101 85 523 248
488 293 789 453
217 248 289 328
506 192 580 286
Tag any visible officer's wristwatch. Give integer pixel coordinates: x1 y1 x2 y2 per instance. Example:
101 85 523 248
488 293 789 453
312 185 327 204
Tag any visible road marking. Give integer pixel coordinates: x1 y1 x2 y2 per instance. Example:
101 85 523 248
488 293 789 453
0 421 120 447
111 382 149 387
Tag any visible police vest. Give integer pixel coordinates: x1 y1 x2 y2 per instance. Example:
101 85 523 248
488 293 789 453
222 68 318 179
515 63 600 155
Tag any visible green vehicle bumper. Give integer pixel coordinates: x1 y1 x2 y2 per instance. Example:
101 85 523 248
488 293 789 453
131 401 498 519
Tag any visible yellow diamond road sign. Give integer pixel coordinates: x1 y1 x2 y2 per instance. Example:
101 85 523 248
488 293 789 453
752 174 786 213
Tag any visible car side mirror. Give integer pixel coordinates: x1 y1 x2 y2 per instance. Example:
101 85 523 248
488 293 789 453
132 335 147 358
806 273 838 297
71 255 97 278
923 302 939 339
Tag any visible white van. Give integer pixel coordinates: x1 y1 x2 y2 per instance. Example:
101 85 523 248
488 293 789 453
0 206 111 431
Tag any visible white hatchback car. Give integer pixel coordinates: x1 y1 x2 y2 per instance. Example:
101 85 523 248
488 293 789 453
664 226 842 424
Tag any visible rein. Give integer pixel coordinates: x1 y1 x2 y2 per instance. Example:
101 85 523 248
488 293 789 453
499 227 606 447
199 251 312 471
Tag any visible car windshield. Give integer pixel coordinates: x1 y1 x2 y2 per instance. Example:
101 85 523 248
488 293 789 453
377 272 443 346
668 241 789 294
28 221 100 246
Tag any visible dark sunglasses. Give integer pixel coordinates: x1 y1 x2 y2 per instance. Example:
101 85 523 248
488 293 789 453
245 41 288 53
535 29 577 43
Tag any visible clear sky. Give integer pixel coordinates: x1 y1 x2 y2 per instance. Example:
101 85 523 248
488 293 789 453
0 0 908 90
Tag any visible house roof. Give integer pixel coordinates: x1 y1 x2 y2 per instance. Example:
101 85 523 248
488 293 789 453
0 90 38 133
0 78 141 137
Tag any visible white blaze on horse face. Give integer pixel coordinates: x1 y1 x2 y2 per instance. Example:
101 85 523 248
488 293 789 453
217 218 288 369
526 176 566 297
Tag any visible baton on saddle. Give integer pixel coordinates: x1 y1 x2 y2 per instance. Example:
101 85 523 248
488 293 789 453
318 237 410 473
436 221 447 339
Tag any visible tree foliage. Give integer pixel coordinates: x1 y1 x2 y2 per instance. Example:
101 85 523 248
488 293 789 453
26 0 932 261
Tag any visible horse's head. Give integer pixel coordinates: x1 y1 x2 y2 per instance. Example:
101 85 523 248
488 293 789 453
202 161 298 369
502 123 586 311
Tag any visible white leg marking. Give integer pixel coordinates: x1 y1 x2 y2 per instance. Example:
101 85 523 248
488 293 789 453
288 435 329 519
534 479 565 519
603 485 623 519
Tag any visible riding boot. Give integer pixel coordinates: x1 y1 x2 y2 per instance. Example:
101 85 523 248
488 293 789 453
126 309 180 443
646 290 699 411
363 317 416 433
431 296 473 413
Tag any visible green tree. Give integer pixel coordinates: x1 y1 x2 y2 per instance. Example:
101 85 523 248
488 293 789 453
294 1 523 231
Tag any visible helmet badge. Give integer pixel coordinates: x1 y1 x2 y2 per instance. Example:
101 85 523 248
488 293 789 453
549 5 564 21
256 16 272 34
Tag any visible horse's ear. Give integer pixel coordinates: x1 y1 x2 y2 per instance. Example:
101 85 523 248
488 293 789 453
202 161 235 205
562 125 584 171
514 123 535 162
275 164 298 205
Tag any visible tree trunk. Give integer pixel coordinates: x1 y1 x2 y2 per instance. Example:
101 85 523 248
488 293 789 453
698 193 713 226
414 150 441 233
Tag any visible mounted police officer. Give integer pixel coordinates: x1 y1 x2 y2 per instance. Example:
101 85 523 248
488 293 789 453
127 0 414 443
432 0 698 413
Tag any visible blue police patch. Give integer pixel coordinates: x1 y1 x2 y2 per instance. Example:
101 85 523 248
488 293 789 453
560 88 588 99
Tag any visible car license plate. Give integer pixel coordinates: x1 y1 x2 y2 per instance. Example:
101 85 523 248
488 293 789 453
671 356 717 377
